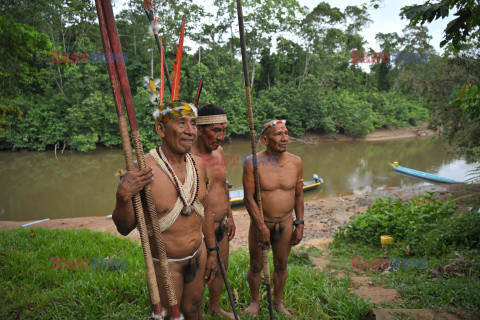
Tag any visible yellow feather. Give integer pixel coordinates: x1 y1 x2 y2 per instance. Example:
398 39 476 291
149 78 156 94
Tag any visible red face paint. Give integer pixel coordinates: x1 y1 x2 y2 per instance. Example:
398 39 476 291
207 134 215 141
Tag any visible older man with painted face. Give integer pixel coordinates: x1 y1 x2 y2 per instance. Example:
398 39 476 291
243 119 304 317
191 104 236 319
112 101 217 320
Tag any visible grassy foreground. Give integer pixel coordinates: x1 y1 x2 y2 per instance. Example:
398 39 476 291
0 228 372 320
330 194 480 319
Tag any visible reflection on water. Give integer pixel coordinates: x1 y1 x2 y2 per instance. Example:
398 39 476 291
0 137 477 221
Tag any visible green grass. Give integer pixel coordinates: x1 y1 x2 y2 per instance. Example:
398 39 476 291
0 228 372 319
330 199 480 318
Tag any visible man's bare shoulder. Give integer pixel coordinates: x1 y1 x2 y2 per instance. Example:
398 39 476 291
288 152 302 165
191 153 208 180
211 146 224 159
243 151 264 167
144 151 152 162
216 145 225 155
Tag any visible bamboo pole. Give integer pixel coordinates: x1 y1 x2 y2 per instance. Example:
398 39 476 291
95 0 163 317
235 0 274 319
100 0 181 318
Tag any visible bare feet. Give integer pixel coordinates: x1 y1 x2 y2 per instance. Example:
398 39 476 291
210 305 235 320
244 300 260 317
274 301 292 317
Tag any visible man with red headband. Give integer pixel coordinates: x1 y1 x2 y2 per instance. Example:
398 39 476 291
191 104 236 319
113 101 217 320
243 119 304 317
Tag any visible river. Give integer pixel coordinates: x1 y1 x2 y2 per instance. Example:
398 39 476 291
0 136 477 221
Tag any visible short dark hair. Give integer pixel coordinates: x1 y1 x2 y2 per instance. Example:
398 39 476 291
198 104 226 117
197 104 226 128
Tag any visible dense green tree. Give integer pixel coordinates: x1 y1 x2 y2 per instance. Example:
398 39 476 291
400 0 480 50
400 0 480 158
0 0 442 151
0 17 52 130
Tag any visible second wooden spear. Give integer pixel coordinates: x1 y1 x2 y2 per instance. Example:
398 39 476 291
235 0 274 319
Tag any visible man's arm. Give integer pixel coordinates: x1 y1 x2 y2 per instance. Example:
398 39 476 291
291 158 304 246
112 167 153 236
224 180 236 241
200 167 218 284
218 147 236 241
242 155 270 244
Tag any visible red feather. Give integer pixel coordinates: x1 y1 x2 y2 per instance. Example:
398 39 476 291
195 77 203 107
171 19 186 101
143 0 149 11
160 37 164 104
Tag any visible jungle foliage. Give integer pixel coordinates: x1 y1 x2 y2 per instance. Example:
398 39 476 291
0 0 477 152
335 193 480 257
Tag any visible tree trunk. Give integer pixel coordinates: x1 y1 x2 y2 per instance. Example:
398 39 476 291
198 35 202 64
299 50 310 90
250 61 256 89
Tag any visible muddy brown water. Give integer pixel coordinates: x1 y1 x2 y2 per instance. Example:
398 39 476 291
1 137 477 221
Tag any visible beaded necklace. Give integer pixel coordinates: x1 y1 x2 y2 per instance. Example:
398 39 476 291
156 145 199 216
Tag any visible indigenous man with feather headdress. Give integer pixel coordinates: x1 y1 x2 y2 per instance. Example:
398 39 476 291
113 102 218 320
113 17 218 320
243 119 305 317
191 104 236 319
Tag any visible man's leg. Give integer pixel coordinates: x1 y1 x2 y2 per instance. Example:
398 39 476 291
245 221 264 317
271 219 293 317
154 259 184 319
208 222 234 319
180 244 207 320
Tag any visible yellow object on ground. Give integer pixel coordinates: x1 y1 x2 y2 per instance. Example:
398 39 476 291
381 235 394 248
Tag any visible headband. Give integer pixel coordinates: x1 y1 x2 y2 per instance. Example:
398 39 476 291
196 114 228 125
261 119 286 135
152 101 197 123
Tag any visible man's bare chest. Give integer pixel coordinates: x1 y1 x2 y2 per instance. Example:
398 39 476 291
149 166 206 217
206 164 226 184
258 162 297 191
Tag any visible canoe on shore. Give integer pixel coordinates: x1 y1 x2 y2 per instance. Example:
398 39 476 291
391 162 463 184
230 174 323 207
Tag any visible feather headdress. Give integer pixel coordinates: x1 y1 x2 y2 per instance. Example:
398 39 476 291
171 19 185 101
143 18 204 122
153 101 197 123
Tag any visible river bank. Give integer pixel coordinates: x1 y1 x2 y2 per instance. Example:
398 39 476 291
303 122 436 143
2 182 475 252
230 122 436 145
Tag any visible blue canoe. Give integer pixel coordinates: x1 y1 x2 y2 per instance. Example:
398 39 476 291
391 162 463 184
229 174 323 207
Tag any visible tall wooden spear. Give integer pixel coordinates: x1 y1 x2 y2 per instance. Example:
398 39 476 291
100 0 182 318
235 0 274 319
95 0 163 318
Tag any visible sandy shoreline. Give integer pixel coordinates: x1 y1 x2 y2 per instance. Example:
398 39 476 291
3 183 472 252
